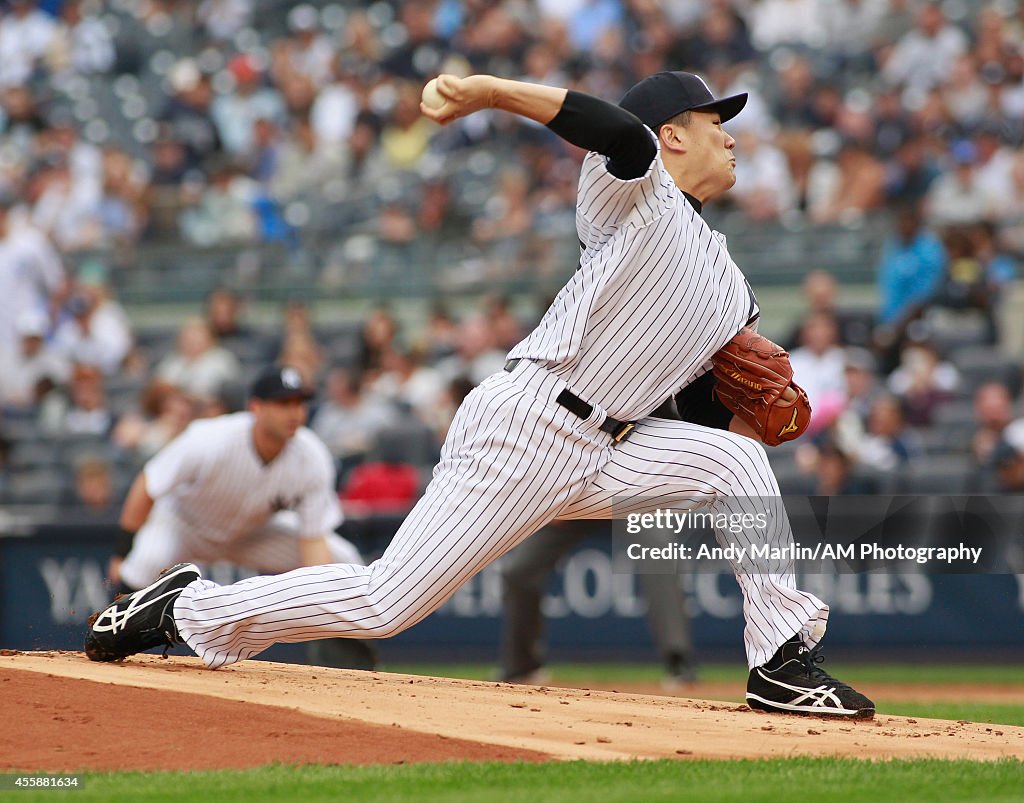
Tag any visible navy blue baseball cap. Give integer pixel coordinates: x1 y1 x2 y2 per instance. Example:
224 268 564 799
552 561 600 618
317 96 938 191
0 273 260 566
249 365 314 401
619 71 747 130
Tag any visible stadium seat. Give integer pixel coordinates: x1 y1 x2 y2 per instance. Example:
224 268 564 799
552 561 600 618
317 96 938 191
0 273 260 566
950 347 1021 396
931 400 976 430
894 456 975 494
7 467 70 506
8 441 62 471
912 426 972 456
372 423 440 470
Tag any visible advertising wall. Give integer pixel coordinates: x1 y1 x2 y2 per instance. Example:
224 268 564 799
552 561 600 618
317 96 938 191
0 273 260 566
2 522 1022 663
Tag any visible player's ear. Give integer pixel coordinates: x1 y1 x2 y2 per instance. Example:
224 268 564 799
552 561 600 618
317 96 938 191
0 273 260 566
658 123 687 154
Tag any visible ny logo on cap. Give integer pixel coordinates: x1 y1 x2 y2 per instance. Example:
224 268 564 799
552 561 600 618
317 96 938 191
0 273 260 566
281 367 302 389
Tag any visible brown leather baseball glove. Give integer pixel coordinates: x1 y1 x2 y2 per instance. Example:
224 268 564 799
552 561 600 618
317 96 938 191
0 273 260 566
710 327 812 446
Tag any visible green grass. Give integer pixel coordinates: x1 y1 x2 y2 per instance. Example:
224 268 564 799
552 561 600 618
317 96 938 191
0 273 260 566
823 665 1024 686
14 759 1024 803
868 703 1024 727
383 661 1024 686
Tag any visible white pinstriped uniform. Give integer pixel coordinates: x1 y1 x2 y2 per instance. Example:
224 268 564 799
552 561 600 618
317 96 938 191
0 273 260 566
120 412 361 590
173 134 828 669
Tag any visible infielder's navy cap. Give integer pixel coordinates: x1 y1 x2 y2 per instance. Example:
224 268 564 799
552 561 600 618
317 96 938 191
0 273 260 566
250 365 314 401
619 71 747 130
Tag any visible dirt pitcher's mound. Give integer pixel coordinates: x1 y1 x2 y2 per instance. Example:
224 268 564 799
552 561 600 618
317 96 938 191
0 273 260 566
2 651 1023 770
0 668 547 771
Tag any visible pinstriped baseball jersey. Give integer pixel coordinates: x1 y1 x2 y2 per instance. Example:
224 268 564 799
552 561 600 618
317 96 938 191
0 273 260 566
509 132 757 421
159 88 827 674
144 412 342 544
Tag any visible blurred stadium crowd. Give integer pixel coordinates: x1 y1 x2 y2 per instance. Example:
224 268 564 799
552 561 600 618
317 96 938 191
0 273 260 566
3 0 1024 519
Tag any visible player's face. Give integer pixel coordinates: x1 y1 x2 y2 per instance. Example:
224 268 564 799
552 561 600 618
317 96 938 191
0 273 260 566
685 112 737 197
254 396 309 441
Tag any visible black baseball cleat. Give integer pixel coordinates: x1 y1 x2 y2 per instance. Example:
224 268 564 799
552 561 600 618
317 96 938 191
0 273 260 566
746 635 875 719
84 563 201 662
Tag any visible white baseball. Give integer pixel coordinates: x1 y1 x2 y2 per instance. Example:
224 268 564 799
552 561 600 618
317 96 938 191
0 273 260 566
421 78 445 110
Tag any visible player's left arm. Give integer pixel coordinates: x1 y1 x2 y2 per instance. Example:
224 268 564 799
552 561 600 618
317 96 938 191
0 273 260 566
728 415 761 441
293 430 345 566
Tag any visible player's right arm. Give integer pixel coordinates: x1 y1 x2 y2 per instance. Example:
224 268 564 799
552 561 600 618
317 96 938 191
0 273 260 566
421 74 669 254
120 472 155 532
107 471 155 586
420 75 655 180
109 422 207 583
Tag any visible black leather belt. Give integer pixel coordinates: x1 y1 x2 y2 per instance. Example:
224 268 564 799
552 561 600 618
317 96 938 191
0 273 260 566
504 359 636 443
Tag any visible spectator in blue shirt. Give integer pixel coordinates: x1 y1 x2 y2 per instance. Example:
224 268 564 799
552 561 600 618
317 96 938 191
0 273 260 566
877 204 946 326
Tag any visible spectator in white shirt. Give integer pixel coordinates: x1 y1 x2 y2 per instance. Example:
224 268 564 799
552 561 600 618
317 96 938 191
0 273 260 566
197 0 252 41
310 59 360 149
747 0 828 51
435 315 507 386
370 346 445 416
925 141 1000 227
39 361 114 437
0 0 57 88
941 54 989 129
155 317 242 403
52 262 133 376
211 54 286 156
822 0 889 62
973 127 1016 205
310 366 396 467
48 0 115 79
1 308 69 410
0 200 66 377
883 2 968 93
271 4 335 90
789 311 848 431
730 129 797 221
854 394 920 472
31 153 103 251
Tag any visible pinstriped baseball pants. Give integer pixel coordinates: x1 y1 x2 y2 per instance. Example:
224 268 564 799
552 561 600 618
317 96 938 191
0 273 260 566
174 361 828 669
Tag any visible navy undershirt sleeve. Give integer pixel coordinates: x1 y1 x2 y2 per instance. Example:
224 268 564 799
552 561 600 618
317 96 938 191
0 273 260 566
546 90 657 180
674 372 734 431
